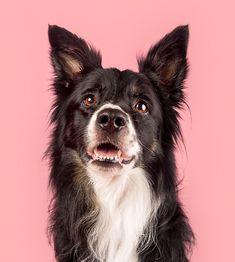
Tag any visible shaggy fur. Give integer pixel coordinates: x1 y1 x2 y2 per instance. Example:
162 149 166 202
47 25 195 262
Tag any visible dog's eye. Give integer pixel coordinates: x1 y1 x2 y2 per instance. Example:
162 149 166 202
83 94 96 107
134 101 148 114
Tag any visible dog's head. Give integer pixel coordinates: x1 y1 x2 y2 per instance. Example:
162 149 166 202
48 25 189 176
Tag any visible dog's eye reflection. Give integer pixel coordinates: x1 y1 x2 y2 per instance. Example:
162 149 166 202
83 94 96 107
134 101 148 114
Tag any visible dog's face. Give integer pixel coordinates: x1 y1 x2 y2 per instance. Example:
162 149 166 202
63 68 162 175
48 25 188 176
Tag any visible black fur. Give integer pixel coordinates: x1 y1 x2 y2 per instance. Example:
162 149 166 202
47 25 194 261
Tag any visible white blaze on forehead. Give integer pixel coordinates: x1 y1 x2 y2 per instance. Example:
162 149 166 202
86 103 141 158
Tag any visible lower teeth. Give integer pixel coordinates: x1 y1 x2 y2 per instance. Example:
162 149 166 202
96 157 118 163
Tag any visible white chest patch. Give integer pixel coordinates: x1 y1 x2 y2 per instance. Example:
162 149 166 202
87 168 159 262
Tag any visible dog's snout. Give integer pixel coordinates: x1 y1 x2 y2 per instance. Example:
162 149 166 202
97 109 127 131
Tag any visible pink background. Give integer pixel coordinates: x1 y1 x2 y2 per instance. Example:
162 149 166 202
1 0 234 261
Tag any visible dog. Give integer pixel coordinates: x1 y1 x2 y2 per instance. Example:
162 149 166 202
47 24 194 262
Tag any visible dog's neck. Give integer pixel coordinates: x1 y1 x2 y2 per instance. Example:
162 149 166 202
87 167 160 262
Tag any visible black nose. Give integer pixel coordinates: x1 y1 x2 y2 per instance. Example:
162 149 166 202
97 108 127 131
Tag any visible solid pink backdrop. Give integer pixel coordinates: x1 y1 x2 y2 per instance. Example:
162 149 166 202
1 0 234 261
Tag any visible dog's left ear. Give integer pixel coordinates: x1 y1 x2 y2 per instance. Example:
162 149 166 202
138 25 189 105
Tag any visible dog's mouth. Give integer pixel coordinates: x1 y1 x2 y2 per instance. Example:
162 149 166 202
87 142 134 170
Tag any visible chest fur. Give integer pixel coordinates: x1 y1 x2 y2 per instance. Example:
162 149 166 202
88 168 159 262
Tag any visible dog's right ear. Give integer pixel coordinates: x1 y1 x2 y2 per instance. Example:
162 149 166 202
48 25 102 93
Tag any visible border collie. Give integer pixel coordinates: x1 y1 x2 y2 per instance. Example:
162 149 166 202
47 25 194 262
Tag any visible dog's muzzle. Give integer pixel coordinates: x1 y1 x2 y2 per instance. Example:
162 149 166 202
86 104 140 174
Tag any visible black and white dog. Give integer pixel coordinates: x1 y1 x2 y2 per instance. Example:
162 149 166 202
47 25 194 262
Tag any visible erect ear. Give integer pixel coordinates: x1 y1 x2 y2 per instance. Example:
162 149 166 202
48 25 102 83
138 25 189 105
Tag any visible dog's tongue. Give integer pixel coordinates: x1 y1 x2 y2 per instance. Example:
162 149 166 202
94 146 120 157
92 143 133 162
94 145 121 157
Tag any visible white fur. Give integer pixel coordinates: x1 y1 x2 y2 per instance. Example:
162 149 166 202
87 168 159 262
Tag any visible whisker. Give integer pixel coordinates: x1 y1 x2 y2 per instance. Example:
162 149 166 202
137 138 156 155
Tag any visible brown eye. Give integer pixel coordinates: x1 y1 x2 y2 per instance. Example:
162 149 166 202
135 101 148 113
83 94 96 107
